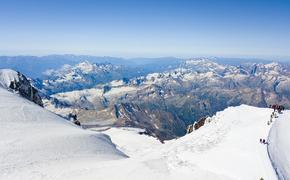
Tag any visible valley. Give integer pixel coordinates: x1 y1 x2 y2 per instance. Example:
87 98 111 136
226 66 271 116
37 58 290 140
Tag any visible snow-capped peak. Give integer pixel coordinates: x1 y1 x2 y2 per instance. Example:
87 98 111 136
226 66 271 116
74 60 95 74
185 58 217 65
182 58 227 74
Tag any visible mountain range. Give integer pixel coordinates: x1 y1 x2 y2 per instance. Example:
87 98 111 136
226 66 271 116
39 58 290 140
1 57 290 179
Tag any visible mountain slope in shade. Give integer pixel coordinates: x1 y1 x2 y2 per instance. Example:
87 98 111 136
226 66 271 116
268 110 290 179
0 87 127 180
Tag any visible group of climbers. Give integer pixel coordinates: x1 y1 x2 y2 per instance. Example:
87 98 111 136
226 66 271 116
259 138 268 145
260 104 286 180
268 111 278 125
260 104 286 147
269 104 285 114
267 104 286 126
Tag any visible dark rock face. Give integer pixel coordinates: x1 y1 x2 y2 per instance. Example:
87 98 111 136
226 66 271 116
4 70 43 107
186 117 207 134
114 103 186 141
194 117 207 130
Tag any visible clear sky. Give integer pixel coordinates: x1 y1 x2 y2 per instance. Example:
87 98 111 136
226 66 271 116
0 0 289 59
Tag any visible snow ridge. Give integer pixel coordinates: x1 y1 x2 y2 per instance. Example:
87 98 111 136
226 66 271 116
268 110 290 180
102 105 279 180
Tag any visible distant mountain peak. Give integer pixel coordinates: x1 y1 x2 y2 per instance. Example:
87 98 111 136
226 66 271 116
74 60 95 74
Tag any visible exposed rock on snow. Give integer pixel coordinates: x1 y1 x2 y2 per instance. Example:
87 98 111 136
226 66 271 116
0 69 43 106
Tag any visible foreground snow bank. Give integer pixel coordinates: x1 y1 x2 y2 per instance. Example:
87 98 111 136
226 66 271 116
102 105 277 180
163 105 277 179
268 110 290 179
0 88 127 180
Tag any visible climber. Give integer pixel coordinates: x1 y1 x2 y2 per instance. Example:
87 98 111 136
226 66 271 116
281 105 285 111
272 104 277 111
278 105 285 113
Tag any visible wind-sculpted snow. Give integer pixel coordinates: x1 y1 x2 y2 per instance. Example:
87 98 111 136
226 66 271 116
0 88 127 180
268 110 290 179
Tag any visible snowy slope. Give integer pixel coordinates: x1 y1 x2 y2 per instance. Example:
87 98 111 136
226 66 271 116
0 87 127 180
161 105 277 179
1 84 285 180
102 105 278 180
268 110 290 179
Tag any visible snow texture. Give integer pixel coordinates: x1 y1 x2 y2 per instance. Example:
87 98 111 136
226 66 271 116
0 87 127 180
101 105 278 180
268 110 290 180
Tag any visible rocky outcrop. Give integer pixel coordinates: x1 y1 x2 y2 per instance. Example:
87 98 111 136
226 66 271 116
0 69 43 106
194 117 207 130
114 103 186 141
187 117 208 133
186 124 194 134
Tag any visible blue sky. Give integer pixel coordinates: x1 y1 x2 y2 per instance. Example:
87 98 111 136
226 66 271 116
0 0 289 59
